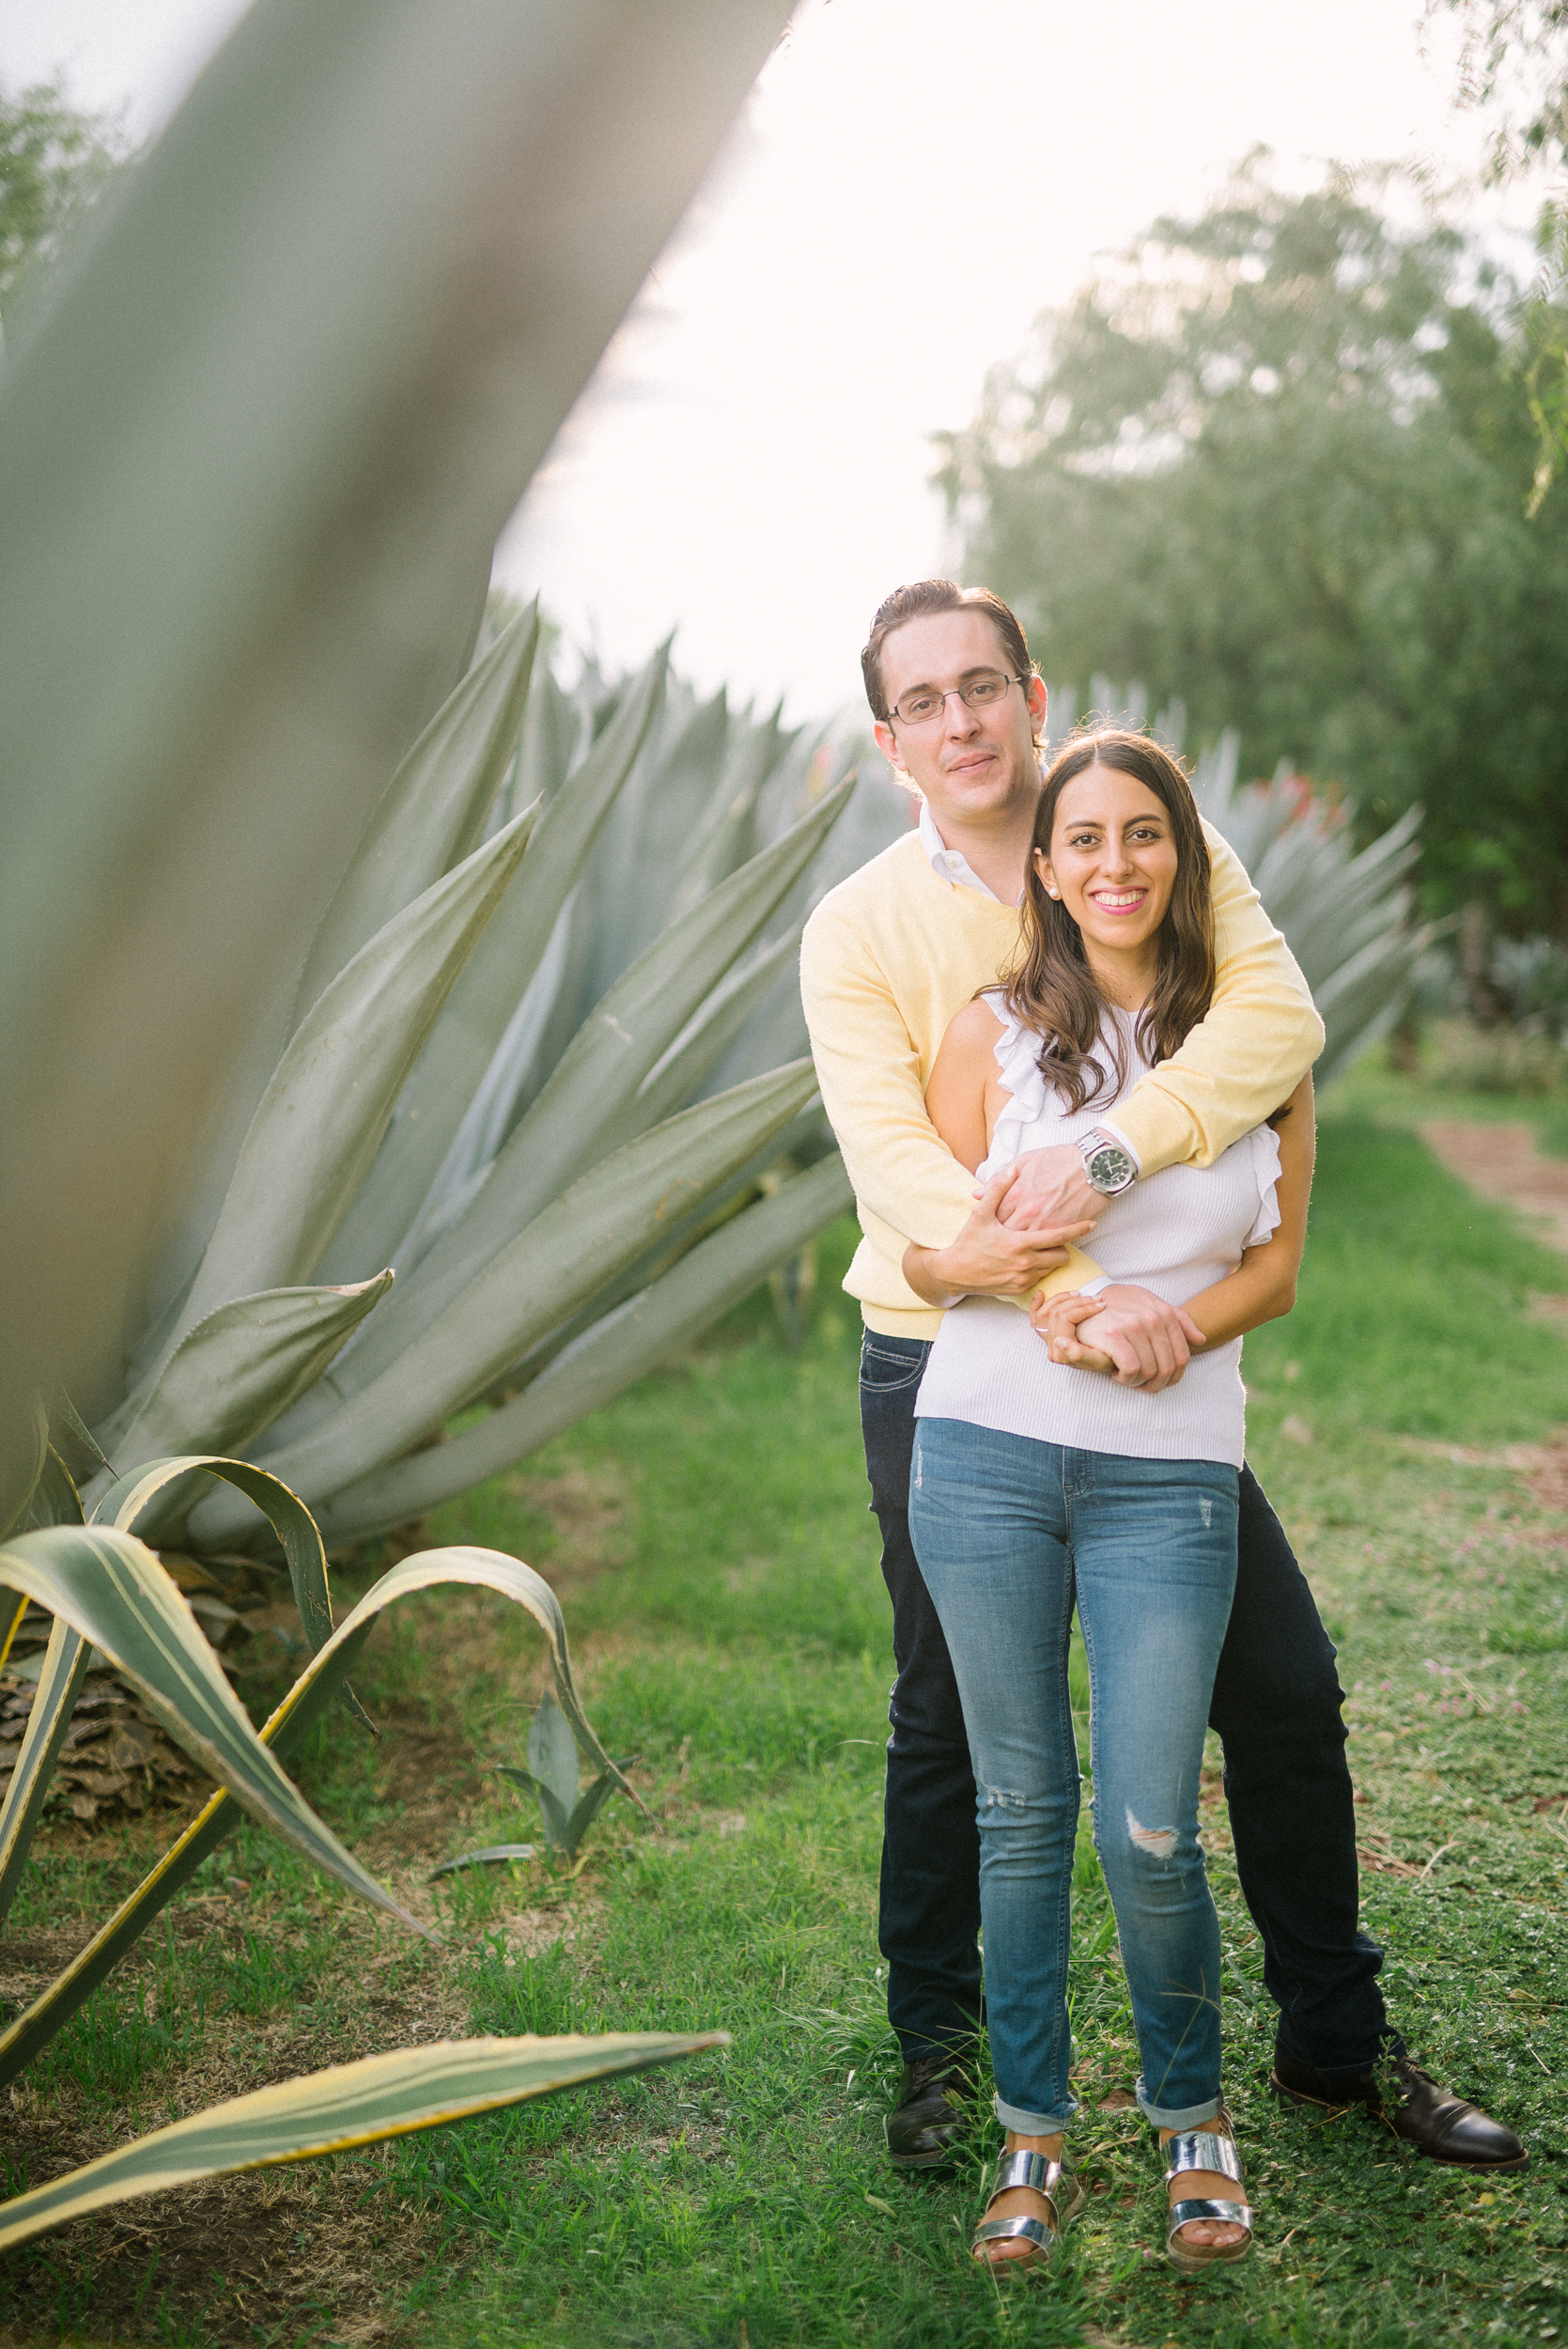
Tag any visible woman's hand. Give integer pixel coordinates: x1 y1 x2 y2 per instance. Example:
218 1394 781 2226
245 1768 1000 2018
1033 1282 1206 1392
1032 1290 1117 1373
903 1165 1095 1307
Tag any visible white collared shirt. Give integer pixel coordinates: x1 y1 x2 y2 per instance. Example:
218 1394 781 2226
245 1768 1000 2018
917 797 1006 901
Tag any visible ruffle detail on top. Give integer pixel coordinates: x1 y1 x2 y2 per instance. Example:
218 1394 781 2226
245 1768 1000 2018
1243 1122 1283 1248
980 988 1286 1250
978 989 1054 1176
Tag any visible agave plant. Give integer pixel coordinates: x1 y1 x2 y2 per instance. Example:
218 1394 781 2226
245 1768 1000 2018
1047 679 1428 1083
0 0 799 1511
0 1431 724 2250
54 608 904 1565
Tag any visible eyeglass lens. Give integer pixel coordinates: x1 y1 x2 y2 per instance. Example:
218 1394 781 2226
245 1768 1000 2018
892 675 1015 725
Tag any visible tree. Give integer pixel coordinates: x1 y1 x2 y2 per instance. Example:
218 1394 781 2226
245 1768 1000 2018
1427 0 1568 507
939 157 1568 930
0 80 124 315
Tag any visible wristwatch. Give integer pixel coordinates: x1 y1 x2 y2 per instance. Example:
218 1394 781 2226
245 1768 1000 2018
1077 1128 1138 1197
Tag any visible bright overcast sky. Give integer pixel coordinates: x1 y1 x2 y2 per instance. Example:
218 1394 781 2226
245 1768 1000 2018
3 0 1542 720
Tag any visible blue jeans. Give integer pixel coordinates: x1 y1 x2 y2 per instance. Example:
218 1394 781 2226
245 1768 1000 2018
908 1415 1239 2132
860 1330 1389 2076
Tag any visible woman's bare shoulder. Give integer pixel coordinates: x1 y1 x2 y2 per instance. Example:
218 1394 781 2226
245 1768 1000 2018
938 995 1006 1058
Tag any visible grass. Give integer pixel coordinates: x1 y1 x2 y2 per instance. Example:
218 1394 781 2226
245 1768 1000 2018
5 1068 1568 2343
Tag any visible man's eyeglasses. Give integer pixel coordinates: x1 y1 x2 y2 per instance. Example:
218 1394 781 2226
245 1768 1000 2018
887 674 1026 728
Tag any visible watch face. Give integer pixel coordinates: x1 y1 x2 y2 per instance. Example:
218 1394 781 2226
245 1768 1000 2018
1087 1144 1136 1193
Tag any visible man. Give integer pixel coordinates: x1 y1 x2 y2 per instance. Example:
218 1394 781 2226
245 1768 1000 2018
800 578 1525 2178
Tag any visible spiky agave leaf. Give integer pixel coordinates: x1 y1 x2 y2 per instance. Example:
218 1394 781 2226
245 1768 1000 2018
290 602 542 1029
310 1153 854 1547
0 2030 728 2255
0 1541 636 2089
163 804 538 1351
195 1062 823 1535
0 1524 424 1933
315 641 672 1289
1189 737 1429 1083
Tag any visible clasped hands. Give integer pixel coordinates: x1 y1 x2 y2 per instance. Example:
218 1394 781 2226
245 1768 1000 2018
922 1145 1204 1394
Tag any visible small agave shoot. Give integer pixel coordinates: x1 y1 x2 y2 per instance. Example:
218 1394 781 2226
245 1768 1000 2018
0 1425 724 2253
435 1692 629 1884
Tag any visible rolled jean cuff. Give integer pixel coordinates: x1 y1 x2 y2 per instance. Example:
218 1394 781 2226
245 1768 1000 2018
994 2091 1078 2135
1136 2080 1222 2132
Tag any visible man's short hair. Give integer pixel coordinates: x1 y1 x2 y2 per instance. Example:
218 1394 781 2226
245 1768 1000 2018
860 579 1035 723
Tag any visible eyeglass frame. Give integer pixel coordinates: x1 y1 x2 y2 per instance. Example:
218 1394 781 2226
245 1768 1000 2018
885 672 1031 729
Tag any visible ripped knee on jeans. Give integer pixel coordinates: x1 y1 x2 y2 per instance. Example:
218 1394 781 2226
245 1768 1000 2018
1125 1805 1179 1861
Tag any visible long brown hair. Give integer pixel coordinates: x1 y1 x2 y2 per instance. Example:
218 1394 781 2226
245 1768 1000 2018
1002 729 1216 1111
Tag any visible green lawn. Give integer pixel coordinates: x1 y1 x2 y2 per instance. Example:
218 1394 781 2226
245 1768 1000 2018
6 1075 1568 2346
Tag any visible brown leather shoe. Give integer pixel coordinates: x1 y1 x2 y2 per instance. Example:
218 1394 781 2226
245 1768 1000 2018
886 2049 976 2170
1270 2049 1529 2172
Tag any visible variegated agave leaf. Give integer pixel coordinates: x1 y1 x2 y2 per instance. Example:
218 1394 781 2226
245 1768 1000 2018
0 2030 727 2255
0 1523 422 1934
0 1542 639 2090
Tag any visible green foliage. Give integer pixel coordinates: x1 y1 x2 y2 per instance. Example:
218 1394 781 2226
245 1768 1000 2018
943 157 1568 929
0 78 123 313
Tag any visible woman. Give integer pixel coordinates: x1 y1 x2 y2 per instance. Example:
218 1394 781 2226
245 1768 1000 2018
901 728 1313 2276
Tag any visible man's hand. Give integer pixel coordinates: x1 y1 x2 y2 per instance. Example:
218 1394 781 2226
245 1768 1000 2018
996 1142 1106 1231
904 1165 1094 1304
1032 1282 1206 1392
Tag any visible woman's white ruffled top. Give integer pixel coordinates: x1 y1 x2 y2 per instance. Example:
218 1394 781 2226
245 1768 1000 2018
914 995 1282 1468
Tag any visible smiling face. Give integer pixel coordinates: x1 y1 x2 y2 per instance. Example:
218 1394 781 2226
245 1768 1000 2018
1036 759 1180 988
871 609 1048 832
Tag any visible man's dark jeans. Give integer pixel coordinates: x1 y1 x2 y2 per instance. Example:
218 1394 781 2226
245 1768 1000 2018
861 1328 1392 2078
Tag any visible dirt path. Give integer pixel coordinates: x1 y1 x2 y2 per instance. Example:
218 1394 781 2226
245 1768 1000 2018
1421 1118 1568 1253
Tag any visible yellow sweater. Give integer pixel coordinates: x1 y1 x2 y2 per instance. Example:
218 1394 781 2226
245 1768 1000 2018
800 822 1326 1338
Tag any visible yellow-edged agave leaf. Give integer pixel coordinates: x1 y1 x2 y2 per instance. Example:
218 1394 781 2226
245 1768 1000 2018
0 1621 92 1925
92 1451 376 1739
315 642 672 1290
225 1064 821 1518
0 1595 28 1679
314 1155 854 1546
95 1455 334 1658
171 803 538 1344
0 2030 727 2254
332 778 854 1397
0 1544 634 2088
0 1525 421 1933
291 602 542 1030
429 1844 538 1879
99 1273 393 1478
